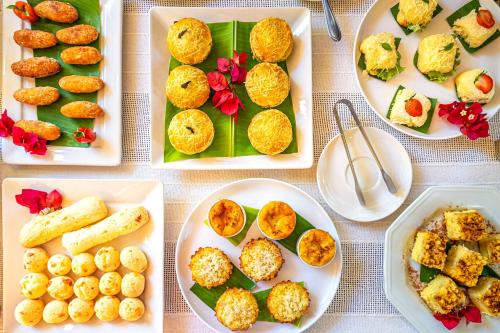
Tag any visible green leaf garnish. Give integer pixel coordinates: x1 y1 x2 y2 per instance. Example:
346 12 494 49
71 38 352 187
422 0 430 3
381 42 393 51
474 70 486 83
420 265 440 283
407 24 422 32
481 265 500 279
442 42 455 52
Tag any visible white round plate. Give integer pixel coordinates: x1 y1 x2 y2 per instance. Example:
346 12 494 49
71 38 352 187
354 0 500 140
175 178 343 333
317 127 412 222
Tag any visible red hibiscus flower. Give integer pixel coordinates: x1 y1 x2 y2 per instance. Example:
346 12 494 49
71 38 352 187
434 306 482 330
12 126 47 155
74 127 96 143
207 72 229 91
438 101 490 140
15 189 63 214
0 110 15 137
213 89 245 120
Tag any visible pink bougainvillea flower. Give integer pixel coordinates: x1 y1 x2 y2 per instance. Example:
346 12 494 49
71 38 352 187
212 89 244 120
207 71 229 91
74 127 96 143
230 64 247 84
0 110 15 137
15 188 62 214
12 126 47 155
460 115 489 140
434 313 461 330
439 101 490 140
46 190 63 211
460 306 482 324
216 57 231 73
232 50 248 66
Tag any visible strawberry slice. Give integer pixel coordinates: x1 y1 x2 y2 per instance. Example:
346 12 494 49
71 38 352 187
475 73 494 94
405 98 423 117
477 9 495 29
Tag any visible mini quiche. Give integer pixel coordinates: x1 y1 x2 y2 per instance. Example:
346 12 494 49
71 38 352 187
258 201 296 240
208 199 246 237
396 0 440 33
298 229 336 267
359 32 404 81
387 86 435 130
415 34 459 82
240 238 284 281
452 6 498 49
455 69 495 104
167 18 212 65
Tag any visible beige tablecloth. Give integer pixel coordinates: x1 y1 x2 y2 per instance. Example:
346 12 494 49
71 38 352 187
1 0 499 332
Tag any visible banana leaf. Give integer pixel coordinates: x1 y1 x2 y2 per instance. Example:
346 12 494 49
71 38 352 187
164 21 298 162
390 3 443 35
446 0 500 53
28 0 101 147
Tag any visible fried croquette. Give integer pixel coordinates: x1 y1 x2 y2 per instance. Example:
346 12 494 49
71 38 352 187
59 75 104 93
14 120 61 141
34 1 79 23
215 288 259 331
189 247 233 288
14 29 57 49
266 281 310 323
61 46 102 65
11 57 61 78
56 24 99 45
240 238 284 281
61 101 104 118
14 87 60 106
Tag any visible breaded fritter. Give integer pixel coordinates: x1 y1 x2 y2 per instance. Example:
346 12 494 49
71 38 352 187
34 1 79 23
59 75 104 93
14 29 57 49
14 87 60 106
56 25 99 45
14 120 61 141
11 57 61 78
61 101 104 118
61 46 102 65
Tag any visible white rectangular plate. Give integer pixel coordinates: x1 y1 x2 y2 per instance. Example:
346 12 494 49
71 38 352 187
3 178 164 333
2 0 122 165
149 7 313 170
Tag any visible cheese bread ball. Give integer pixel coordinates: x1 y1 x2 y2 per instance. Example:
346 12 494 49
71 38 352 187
72 253 97 276
121 272 145 298
119 298 145 321
94 296 120 321
166 65 210 109
245 63 290 108
74 276 100 301
250 17 294 62
120 246 148 273
23 247 49 273
455 69 495 104
168 109 215 155
99 272 122 296
167 18 212 65
94 246 120 272
47 254 72 276
68 298 94 323
47 276 74 300
20 273 49 299
43 300 69 324
14 299 44 326
215 288 259 331
247 109 293 155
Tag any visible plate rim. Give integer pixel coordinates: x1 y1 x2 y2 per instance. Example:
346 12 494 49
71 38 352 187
175 177 343 333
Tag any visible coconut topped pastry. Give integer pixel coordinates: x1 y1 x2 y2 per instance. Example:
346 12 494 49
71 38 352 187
215 288 259 331
189 247 232 289
258 201 296 240
245 62 290 108
208 199 246 237
167 18 212 65
452 8 498 49
455 69 495 104
396 0 439 32
250 17 294 63
266 281 310 323
247 109 293 155
168 109 214 155
240 238 284 281
166 65 210 110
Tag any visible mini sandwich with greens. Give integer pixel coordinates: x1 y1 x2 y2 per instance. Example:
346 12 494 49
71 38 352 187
414 34 460 83
358 32 404 81
391 0 443 34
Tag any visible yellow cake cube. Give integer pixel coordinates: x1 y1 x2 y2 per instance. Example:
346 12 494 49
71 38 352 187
444 210 486 241
479 233 500 264
443 245 488 287
468 277 500 317
411 231 447 269
420 275 466 314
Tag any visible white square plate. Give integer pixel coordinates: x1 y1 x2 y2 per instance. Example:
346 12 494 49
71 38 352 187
384 186 500 333
149 7 313 170
2 178 164 333
2 0 122 165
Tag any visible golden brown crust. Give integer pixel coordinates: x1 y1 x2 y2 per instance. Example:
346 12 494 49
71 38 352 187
61 46 102 65
215 288 259 331
61 101 104 118
258 201 296 239
165 65 210 109
56 25 99 45
266 281 310 323
13 29 58 49
240 238 284 281
247 109 293 155
14 87 60 106
59 75 104 93
250 17 294 62
189 247 232 289
14 120 61 141
167 18 212 65
168 109 214 155
11 57 61 78
245 63 290 108
34 1 79 23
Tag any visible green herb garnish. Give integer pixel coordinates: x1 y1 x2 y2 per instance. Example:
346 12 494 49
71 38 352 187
442 42 455 52
481 265 500 279
420 265 440 283
381 42 393 51
358 38 405 82
413 47 460 83
422 0 430 4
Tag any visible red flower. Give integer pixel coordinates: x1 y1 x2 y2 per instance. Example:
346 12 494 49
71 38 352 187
207 72 229 91
230 64 247 84
438 101 490 140
434 313 461 330
12 126 47 155
460 306 482 324
74 127 96 143
434 306 482 330
212 89 244 120
217 58 231 73
0 110 15 137
460 115 489 140
15 189 62 214
232 51 248 67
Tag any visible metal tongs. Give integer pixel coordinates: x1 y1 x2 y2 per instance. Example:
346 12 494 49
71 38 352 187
332 99 397 206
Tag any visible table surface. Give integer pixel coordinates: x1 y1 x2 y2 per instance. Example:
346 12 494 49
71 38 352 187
1 1 499 332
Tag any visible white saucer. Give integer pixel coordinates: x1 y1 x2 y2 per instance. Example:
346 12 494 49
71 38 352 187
317 127 412 222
